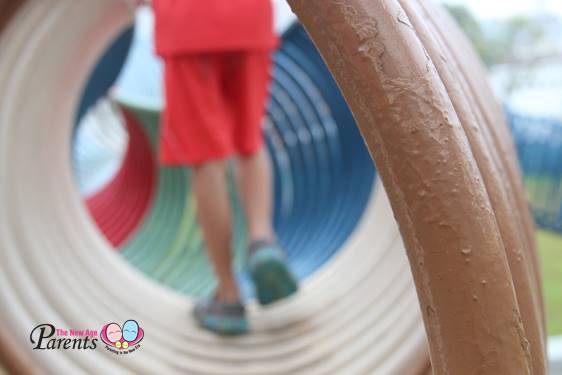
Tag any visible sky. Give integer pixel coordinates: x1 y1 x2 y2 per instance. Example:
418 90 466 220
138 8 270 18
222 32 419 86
441 0 562 19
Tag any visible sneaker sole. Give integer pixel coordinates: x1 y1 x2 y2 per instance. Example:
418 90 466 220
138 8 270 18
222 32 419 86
249 248 299 306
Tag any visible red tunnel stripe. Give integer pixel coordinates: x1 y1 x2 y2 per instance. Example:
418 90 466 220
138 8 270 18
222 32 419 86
85 107 156 248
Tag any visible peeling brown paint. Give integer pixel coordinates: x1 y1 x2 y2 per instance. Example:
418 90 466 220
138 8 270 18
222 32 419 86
287 0 544 373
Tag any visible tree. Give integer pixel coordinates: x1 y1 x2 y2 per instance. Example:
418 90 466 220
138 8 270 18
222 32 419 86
442 4 492 65
443 4 547 67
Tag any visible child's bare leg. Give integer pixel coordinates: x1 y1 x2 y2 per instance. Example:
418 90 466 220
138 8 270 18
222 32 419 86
236 146 274 242
237 146 298 306
192 160 240 303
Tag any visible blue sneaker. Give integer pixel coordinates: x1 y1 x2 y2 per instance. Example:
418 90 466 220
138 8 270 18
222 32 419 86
248 240 299 306
193 297 248 335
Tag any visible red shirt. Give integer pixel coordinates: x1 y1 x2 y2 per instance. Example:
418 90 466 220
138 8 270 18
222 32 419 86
153 0 278 56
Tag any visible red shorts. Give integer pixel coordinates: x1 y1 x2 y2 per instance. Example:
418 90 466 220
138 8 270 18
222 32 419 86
159 51 272 165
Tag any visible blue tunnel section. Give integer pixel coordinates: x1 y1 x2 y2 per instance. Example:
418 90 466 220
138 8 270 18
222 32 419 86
75 27 134 124
268 24 376 278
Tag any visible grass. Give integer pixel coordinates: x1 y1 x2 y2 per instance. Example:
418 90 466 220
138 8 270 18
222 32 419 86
524 176 562 217
538 230 562 336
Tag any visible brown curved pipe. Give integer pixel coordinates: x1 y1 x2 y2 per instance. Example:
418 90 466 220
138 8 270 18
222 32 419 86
398 1 545 373
428 3 546 335
286 0 540 373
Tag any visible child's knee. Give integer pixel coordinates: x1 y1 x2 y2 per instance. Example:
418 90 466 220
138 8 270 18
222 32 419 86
192 158 229 173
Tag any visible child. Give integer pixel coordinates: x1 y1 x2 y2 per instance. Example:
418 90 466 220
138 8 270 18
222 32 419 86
152 0 298 334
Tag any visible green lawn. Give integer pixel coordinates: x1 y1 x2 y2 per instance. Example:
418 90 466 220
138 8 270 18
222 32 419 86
538 230 562 336
525 177 562 218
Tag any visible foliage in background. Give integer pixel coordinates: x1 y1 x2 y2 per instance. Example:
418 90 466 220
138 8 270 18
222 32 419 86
443 4 547 67
443 3 552 98
443 5 492 64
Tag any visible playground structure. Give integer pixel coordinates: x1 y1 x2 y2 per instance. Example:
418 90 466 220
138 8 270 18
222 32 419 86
509 111 562 233
0 0 551 374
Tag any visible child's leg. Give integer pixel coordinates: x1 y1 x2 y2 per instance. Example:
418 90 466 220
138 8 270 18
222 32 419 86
161 55 249 333
226 51 298 305
192 160 240 303
235 146 274 243
222 51 275 243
